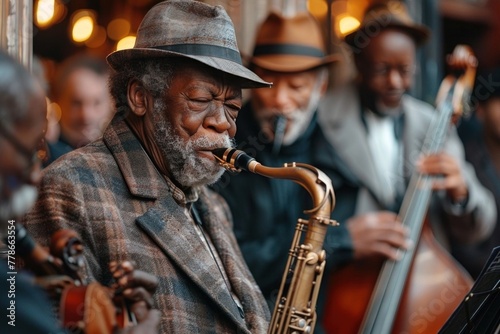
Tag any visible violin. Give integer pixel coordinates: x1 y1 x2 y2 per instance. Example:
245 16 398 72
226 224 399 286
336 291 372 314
323 45 477 334
15 224 136 333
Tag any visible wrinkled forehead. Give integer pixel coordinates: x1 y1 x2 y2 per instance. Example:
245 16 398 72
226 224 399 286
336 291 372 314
171 60 244 94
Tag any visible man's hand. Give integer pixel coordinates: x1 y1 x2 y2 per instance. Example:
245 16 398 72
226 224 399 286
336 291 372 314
110 261 160 333
417 153 468 203
347 211 412 261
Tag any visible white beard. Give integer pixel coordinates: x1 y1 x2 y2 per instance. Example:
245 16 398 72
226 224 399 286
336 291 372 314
283 78 324 145
257 70 326 147
257 89 320 147
152 101 234 188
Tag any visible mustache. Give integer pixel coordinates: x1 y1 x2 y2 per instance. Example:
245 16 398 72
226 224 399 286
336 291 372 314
257 108 304 124
192 135 235 151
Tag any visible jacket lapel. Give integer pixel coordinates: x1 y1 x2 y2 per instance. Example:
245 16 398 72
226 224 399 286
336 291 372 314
319 85 392 206
135 200 248 332
103 117 168 199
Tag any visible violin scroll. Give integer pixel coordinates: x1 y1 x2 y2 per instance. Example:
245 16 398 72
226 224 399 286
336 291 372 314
49 229 85 283
435 45 478 124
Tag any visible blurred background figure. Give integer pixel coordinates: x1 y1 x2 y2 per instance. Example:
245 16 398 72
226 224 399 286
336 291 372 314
319 0 495 272
453 67 500 279
318 2 496 332
47 54 113 165
0 49 64 334
32 56 62 147
0 48 160 334
0 53 46 229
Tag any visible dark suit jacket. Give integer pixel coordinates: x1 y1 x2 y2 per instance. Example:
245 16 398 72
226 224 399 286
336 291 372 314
24 116 270 333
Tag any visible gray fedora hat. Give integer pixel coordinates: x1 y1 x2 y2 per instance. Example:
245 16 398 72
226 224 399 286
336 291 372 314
107 0 271 89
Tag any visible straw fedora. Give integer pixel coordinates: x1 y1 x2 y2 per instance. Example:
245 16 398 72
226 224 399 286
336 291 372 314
249 11 339 73
344 1 430 48
106 0 270 89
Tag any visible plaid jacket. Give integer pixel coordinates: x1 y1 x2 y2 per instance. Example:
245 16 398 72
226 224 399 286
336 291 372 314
24 116 270 333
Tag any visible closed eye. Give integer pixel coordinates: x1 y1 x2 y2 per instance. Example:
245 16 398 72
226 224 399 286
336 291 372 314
224 102 240 112
188 98 212 111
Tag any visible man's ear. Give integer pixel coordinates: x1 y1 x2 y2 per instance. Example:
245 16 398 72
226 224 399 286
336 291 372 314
127 79 149 116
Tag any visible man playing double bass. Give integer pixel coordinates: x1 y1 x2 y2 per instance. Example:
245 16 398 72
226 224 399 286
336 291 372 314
317 2 496 332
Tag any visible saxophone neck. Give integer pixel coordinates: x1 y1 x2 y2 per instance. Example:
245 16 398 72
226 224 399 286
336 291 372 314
212 148 335 215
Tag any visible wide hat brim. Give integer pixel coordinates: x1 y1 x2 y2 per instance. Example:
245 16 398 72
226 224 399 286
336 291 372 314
248 11 340 73
250 54 340 73
107 48 271 89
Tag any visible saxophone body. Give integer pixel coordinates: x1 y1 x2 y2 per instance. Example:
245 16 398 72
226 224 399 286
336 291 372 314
212 148 338 334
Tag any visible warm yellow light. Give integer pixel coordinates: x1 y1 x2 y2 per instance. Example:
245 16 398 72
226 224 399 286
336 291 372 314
36 0 55 26
307 0 328 18
86 25 107 48
35 0 67 29
72 16 94 42
116 36 136 51
338 15 360 36
49 102 62 122
107 19 131 41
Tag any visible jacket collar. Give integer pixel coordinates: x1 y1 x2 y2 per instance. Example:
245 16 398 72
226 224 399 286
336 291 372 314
319 85 392 205
102 116 169 199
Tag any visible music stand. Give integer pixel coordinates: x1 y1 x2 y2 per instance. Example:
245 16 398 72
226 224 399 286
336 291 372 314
439 246 500 334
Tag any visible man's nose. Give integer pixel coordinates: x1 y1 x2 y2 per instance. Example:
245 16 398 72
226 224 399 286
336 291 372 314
205 103 232 134
77 104 100 125
387 69 404 89
273 87 294 116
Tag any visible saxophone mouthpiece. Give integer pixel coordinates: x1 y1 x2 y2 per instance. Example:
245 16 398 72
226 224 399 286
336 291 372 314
212 148 256 172
272 115 287 155
212 148 231 161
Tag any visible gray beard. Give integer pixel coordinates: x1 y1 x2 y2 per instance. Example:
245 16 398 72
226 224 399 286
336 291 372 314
151 101 234 188
0 184 38 222
256 73 324 147
257 101 318 147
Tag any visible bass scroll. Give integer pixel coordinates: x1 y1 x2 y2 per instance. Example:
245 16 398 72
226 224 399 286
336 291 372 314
212 148 338 334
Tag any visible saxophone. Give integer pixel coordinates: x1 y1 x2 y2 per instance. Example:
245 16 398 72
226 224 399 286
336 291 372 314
212 148 338 334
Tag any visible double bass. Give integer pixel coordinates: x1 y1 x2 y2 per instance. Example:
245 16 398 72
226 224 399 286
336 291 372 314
323 45 477 333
